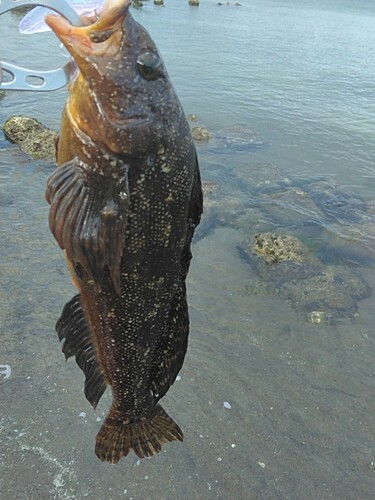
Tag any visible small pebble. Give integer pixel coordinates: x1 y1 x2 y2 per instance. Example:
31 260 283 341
176 375 181 381
79 412 86 418
0 365 11 380
258 461 266 468
223 401 232 409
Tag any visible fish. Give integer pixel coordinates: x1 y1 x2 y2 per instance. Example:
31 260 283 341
19 1 103 34
44 0 203 463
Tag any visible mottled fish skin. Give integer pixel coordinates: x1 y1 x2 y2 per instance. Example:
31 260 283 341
45 0 203 463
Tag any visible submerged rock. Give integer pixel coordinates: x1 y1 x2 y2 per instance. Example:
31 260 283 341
279 266 370 320
235 162 288 190
253 233 307 264
154 0 164 5
195 155 373 321
188 0 200 5
192 126 211 142
192 124 263 152
202 181 219 197
213 125 263 152
187 114 199 122
239 232 371 322
2 116 56 160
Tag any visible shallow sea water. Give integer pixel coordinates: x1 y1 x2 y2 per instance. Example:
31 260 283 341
1 1 375 498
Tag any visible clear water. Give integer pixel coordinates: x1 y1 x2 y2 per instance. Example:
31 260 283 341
1 1 375 498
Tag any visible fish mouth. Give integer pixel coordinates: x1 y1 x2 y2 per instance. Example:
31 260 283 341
45 0 131 57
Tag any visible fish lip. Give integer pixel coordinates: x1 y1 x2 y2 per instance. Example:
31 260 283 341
45 0 132 55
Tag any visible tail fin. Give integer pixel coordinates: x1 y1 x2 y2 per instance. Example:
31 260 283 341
95 404 183 463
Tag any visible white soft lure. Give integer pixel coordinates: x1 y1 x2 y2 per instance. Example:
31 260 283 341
19 0 103 34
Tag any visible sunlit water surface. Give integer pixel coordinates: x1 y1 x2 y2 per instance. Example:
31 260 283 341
1 1 375 498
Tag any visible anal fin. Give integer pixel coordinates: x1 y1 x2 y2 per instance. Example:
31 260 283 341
56 294 107 408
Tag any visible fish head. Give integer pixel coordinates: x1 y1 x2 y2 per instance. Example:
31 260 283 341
46 0 183 156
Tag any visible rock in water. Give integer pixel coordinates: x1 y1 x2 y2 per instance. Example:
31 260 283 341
2 116 56 159
45 0 203 463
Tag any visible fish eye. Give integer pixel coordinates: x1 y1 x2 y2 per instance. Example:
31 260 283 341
136 51 162 81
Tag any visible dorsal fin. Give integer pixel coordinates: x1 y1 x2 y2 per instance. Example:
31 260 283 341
56 294 107 408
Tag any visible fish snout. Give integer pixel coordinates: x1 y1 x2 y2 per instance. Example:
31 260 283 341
45 0 132 58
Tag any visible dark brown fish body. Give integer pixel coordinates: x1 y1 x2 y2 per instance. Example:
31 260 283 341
45 0 202 463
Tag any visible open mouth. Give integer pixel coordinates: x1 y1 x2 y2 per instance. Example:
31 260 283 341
45 0 131 56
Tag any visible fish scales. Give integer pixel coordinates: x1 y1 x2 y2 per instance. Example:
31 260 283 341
45 0 202 463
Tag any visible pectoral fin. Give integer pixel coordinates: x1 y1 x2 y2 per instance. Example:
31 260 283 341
46 158 129 293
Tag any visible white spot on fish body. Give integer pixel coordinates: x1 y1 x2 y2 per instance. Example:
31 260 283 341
120 191 128 200
161 163 171 173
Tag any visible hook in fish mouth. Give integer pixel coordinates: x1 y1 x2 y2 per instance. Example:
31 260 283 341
45 0 132 56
